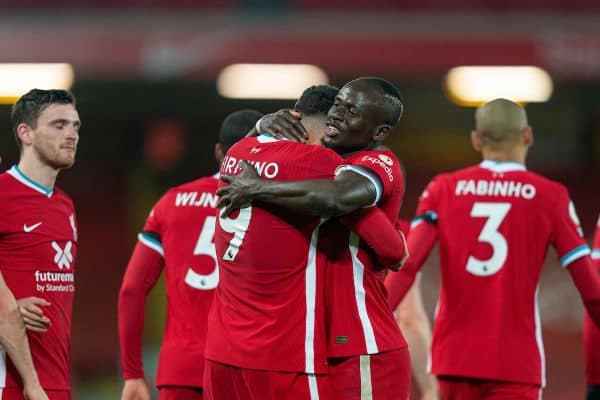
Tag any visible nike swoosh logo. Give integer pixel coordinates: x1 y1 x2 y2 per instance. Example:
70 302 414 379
23 222 42 233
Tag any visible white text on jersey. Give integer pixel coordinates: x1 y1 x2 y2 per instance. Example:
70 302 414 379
455 180 536 199
175 192 218 208
360 155 394 182
221 155 280 179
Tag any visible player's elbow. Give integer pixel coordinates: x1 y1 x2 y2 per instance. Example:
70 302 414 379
118 283 142 305
0 298 19 319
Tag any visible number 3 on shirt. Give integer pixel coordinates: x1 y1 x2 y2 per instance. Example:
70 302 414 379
466 202 511 277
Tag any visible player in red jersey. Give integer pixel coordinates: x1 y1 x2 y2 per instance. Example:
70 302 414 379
217 77 411 400
0 89 81 400
118 110 262 400
584 214 600 400
385 98 600 400
204 82 408 400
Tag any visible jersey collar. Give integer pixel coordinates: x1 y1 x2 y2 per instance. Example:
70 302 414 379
256 133 289 143
479 160 527 173
7 165 54 197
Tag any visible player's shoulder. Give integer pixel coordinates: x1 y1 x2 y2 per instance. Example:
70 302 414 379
348 148 400 168
53 186 75 206
171 174 219 193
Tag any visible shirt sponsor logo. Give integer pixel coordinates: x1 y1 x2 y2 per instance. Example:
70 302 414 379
35 270 75 293
361 155 394 182
221 155 280 179
378 154 394 166
23 222 42 233
52 240 74 270
455 179 536 199
175 192 218 208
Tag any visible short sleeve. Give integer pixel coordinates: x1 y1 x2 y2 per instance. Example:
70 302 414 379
337 151 403 205
412 175 443 229
552 186 591 268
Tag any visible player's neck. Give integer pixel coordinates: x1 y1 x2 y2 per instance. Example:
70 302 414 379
17 155 59 190
480 148 526 166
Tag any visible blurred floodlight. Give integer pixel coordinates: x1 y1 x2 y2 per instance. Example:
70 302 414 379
0 63 75 104
217 64 329 99
445 66 553 107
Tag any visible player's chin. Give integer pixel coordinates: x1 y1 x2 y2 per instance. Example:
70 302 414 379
53 156 76 169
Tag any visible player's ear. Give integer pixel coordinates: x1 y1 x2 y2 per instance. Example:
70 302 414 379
17 123 33 147
470 130 482 152
373 124 392 141
215 143 225 164
523 126 534 147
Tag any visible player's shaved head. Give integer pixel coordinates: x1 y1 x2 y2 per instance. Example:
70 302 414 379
348 77 403 126
475 99 528 147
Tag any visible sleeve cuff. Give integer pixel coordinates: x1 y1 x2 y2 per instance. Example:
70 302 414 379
411 211 439 229
335 165 382 206
560 245 591 267
138 233 164 257
591 249 600 260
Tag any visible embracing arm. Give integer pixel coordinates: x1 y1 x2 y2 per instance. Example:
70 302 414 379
218 162 377 218
341 208 408 271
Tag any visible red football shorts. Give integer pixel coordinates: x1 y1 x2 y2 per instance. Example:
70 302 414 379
438 376 541 400
159 386 203 400
204 359 331 400
0 388 70 400
328 348 411 400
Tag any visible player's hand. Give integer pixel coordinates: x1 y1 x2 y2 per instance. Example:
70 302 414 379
217 161 261 219
16 297 51 332
121 378 152 400
258 109 307 142
22 383 49 400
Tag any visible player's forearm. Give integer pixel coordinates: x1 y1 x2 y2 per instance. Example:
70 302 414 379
569 257 600 329
386 223 438 309
251 179 352 217
118 243 164 379
0 294 41 387
342 208 407 269
118 287 147 379
399 313 436 395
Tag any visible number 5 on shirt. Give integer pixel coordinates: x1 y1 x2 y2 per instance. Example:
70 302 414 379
185 216 219 290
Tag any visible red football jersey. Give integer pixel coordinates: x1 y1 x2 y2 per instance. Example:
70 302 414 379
324 149 408 358
120 175 220 387
415 160 590 386
584 214 600 385
204 135 343 374
0 166 78 390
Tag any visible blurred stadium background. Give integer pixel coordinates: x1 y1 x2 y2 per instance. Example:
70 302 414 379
0 1 599 398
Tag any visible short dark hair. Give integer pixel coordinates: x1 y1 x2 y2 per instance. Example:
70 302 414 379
219 109 263 154
353 77 403 126
294 85 339 117
11 89 76 151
